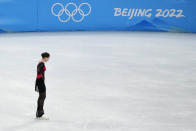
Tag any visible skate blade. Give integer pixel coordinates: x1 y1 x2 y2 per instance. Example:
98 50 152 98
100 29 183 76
34 117 49 120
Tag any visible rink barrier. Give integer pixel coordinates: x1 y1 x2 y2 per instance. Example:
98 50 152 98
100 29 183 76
0 0 195 33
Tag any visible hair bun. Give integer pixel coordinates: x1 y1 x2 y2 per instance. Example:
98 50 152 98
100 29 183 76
41 52 50 58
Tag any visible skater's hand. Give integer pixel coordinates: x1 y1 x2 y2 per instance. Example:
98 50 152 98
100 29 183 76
35 86 39 92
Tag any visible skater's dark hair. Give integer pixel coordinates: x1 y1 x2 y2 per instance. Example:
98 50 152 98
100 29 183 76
41 52 50 58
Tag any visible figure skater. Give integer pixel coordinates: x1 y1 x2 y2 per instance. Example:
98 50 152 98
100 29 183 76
35 52 50 118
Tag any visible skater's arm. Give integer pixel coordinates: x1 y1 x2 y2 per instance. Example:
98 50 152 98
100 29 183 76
37 63 45 74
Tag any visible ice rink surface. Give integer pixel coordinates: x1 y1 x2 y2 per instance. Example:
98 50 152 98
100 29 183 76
0 31 195 131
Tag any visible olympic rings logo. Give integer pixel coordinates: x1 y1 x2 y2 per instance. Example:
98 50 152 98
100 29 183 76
51 2 91 23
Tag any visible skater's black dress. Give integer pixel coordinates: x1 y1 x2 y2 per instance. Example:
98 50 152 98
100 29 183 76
35 62 46 93
35 62 46 117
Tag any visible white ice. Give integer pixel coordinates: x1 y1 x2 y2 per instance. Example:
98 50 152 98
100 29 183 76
0 31 195 131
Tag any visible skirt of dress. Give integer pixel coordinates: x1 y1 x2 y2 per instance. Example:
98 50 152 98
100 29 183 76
35 78 46 93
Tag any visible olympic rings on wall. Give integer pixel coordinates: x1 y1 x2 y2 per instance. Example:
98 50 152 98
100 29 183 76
51 2 91 23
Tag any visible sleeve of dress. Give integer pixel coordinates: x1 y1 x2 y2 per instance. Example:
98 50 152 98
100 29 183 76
37 63 44 74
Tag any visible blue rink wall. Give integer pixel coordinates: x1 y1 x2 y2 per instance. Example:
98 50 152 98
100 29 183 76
0 0 196 33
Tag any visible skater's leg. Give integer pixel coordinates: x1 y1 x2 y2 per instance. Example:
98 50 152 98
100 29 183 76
37 92 46 111
36 91 46 117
